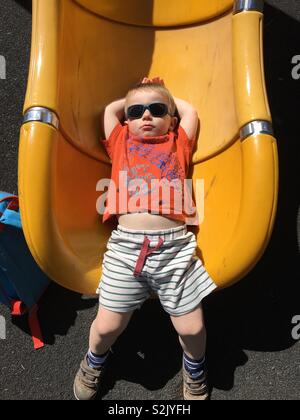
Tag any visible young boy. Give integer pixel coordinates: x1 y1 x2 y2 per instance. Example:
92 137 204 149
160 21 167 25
73 77 217 400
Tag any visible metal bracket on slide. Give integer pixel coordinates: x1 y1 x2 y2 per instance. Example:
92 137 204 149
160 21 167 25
233 0 264 14
23 107 59 129
240 120 274 140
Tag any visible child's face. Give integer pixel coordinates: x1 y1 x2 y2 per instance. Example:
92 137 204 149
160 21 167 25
125 90 178 137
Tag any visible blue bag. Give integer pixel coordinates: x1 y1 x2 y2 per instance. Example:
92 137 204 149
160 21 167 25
0 192 50 348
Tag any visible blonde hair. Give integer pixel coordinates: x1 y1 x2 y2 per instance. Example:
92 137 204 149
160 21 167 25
125 82 176 116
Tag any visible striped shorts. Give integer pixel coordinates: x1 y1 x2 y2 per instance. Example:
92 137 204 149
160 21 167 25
97 224 217 317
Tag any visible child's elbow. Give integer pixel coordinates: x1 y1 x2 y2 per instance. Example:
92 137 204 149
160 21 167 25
190 108 199 124
191 108 198 118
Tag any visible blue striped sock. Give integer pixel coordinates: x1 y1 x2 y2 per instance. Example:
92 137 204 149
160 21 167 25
86 349 110 369
183 352 206 379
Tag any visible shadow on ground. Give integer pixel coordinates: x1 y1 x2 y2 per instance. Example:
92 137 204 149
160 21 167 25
13 0 31 12
11 284 96 344
206 3 300 391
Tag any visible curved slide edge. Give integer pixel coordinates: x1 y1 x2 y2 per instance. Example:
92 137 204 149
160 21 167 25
23 0 61 115
233 2 272 126
18 122 102 294
207 133 278 288
74 0 234 28
209 1 279 288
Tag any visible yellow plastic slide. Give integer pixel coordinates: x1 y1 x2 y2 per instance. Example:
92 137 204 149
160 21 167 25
18 0 278 294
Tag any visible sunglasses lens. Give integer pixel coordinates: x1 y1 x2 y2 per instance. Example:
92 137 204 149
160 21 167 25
149 103 168 117
127 105 144 119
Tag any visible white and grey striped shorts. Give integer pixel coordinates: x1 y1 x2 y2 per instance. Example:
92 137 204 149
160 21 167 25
97 224 217 317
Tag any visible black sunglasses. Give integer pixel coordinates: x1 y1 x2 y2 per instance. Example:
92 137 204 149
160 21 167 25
126 102 171 120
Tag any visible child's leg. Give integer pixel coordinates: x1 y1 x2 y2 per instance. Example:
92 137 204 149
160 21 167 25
170 304 209 399
169 303 206 360
89 306 135 355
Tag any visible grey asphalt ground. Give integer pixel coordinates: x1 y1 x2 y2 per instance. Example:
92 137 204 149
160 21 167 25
0 0 299 401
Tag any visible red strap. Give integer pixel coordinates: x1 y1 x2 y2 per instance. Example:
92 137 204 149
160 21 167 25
7 197 19 211
0 195 18 204
11 300 26 315
10 300 44 350
28 306 44 350
1 195 43 349
0 196 19 232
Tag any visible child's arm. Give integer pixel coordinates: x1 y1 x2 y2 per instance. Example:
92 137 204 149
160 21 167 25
142 77 198 140
173 96 199 141
103 98 126 139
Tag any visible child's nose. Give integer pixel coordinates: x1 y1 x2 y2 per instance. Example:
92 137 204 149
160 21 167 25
142 109 152 118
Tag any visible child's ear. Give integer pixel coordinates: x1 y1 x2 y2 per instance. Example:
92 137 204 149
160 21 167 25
170 116 178 131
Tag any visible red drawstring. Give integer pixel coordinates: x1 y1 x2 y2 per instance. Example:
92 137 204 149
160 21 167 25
134 236 164 277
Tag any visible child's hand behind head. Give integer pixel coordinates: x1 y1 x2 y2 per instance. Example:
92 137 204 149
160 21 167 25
141 76 165 87
125 77 177 137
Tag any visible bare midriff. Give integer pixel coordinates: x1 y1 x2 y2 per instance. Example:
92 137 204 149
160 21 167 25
117 212 185 230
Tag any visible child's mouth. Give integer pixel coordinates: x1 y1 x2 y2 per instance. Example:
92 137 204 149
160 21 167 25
142 125 154 130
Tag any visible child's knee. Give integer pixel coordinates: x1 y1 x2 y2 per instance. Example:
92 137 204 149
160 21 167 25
93 308 133 337
177 322 206 338
170 311 206 337
93 321 122 337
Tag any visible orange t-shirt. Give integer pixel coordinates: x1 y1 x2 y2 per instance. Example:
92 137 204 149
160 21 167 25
99 123 199 225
